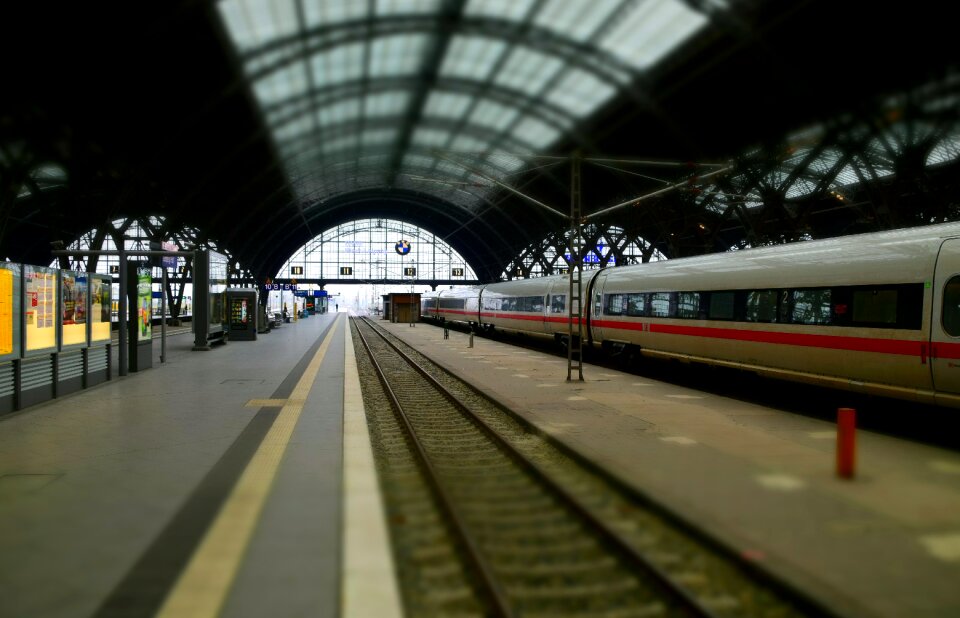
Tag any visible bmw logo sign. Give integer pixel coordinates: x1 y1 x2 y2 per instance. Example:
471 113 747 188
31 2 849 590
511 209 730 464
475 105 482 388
395 240 411 255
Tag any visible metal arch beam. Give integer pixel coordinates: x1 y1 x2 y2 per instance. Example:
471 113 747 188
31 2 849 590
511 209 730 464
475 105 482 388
302 188 524 266
242 15 636 94
235 155 497 231
386 0 467 187
248 189 514 282
258 206 484 282
274 116 545 171
263 76 579 139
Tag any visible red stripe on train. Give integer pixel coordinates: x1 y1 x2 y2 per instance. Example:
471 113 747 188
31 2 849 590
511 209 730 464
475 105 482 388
434 312 960 359
596 319 923 356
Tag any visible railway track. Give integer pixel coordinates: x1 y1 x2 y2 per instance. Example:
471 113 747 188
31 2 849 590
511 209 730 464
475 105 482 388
351 316 835 618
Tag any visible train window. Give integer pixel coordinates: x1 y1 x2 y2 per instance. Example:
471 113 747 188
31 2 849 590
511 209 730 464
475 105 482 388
852 289 897 324
745 290 778 322
677 292 700 318
942 277 960 336
789 289 832 325
439 298 466 310
552 294 566 313
606 294 625 316
482 297 499 312
650 292 674 317
708 292 735 320
626 294 646 317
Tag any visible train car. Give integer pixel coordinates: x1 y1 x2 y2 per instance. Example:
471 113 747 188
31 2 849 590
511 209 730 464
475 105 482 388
468 221 960 408
476 274 580 341
422 286 483 330
420 290 441 321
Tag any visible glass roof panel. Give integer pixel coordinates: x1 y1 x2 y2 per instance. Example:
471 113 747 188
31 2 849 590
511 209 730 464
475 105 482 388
316 98 362 127
274 113 313 143
219 0 723 208
600 0 708 70
413 127 452 149
424 91 474 120
402 153 435 170
253 61 309 106
361 128 399 148
310 42 365 87
375 0 443 17
464 0 536 22
439 35 507 81
832 164 861 187
370 34 429 78
929 131 960 165
449 135 487 153
218 0 299 52
493 46 564 94
303 0 369 28
512 116 560 149
365 91 412 117
322 134 359 156
545 68 616 118
533 0 622 43
469 99 520 132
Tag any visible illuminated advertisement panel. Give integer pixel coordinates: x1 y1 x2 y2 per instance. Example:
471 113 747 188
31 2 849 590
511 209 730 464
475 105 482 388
209 251 228 334
90 274 112 343
23 265 58 354
61 270 89 348
0 262 21 360
137 267 152 342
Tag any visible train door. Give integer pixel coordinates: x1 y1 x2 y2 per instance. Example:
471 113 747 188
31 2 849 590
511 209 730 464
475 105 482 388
931 239 960 395
589 272 608 343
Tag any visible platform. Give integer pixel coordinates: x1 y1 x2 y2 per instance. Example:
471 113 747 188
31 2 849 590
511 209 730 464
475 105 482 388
0 313 399 618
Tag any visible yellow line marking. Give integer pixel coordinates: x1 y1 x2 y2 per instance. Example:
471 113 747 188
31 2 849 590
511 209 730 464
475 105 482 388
244 398 287 408
155 318 341 618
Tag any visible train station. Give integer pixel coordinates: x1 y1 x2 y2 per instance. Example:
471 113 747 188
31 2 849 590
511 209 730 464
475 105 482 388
2 2 960 617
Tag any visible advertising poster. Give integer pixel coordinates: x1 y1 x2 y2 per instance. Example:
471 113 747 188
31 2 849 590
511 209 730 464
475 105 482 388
0 263 18 358
61 271 89 347
209 251 228 331
90 276 112 343
23 265 57 353
137 267 152 341
230 298 248 330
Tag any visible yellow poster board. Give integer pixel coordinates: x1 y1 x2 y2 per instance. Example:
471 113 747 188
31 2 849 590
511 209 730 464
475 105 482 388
61 271 88 347
24 266 57 353
90 277 112 343
0 268 13 356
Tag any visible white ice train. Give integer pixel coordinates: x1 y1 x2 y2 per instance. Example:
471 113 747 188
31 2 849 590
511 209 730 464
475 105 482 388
422 221 960 408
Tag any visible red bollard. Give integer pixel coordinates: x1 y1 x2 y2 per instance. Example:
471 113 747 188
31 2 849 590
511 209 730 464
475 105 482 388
836 407 856 479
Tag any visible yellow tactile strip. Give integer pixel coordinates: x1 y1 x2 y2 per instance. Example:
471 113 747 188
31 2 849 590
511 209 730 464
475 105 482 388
244 398 287 408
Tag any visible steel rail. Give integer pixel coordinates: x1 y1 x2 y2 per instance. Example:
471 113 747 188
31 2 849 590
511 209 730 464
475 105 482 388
357 316 718 618
352 318 515 618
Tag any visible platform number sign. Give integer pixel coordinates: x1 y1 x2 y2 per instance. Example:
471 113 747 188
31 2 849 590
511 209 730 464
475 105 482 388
109 265 119 274
291 266 304 275
404 267 416 276
452 268 464 277
395 239 411 255
340 266 353 276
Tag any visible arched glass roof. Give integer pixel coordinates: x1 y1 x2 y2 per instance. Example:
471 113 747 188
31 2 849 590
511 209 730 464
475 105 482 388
217 0 715 213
